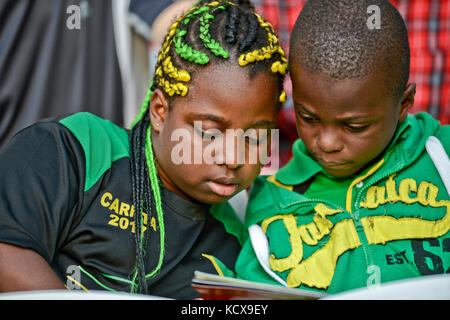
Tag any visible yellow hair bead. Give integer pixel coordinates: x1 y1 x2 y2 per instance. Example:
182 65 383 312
279 90 287 103
271 61 287 75
238 55 246 66
271 61 279 73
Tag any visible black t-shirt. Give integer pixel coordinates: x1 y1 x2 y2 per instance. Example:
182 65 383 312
0 0 124 151
0 113 243 299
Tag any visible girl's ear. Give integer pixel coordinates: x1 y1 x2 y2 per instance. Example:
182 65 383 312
398 83 415 122
149 89 169 133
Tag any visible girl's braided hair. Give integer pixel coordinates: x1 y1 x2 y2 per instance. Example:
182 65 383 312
129 0 287 294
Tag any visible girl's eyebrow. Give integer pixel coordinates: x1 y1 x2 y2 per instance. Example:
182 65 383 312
188 112 231 126
251 120 276 128
187 112 275 128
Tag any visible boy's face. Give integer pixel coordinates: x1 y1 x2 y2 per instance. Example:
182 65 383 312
290 59 414 178
150 63 279 204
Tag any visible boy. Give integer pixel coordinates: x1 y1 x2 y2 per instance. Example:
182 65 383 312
235 0 450 294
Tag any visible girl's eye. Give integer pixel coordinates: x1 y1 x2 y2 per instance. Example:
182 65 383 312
245 129 269 146
246 136 261 146
193 125 222 140
344 124 370 133
202 130 222 140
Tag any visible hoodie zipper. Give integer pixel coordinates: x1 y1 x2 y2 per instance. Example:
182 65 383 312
353 162 405 280
282 195 374 280
281 198 344 212
275 159 406 288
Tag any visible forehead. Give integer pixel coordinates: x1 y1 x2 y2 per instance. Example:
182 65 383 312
171 63 279 125
188 62 273 99
290 59 396 117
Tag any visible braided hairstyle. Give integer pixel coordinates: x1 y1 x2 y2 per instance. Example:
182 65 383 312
129 0 287 294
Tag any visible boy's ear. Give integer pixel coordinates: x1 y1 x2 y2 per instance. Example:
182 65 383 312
398 82 415 122
149 89 169 133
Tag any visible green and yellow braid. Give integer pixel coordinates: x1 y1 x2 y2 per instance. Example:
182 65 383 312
153 0 287 101
238 12 288 101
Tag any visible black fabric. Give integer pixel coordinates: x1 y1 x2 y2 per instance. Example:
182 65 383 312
292 176 316 195
0 118 85 263
0 0 123 151
0 118 241 299
129 0 174 27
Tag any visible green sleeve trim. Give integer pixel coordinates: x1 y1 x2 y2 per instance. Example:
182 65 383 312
209 201 247 245
202 254 236 278
59 112 130 192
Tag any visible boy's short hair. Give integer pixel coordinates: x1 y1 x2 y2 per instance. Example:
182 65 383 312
289 0 410 100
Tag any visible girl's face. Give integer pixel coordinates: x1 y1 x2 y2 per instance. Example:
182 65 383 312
150 63 280 204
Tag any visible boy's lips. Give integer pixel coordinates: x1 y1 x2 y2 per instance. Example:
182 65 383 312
316 157 353 168
322 161 351 168
206 179 239 197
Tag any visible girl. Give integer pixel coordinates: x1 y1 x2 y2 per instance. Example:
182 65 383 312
0 0 286 299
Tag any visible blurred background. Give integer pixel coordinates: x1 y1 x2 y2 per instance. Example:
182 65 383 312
0 0 448 167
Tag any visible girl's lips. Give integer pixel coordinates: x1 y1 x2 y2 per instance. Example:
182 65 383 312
206 181 238 197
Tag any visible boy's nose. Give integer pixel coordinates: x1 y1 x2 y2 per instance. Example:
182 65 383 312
316 128 344 153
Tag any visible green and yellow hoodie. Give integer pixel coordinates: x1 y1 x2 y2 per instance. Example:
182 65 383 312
235 112 450 294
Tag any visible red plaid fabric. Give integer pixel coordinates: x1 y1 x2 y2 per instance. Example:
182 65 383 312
253 0 306 165
254 0 450 166
393 0 450 124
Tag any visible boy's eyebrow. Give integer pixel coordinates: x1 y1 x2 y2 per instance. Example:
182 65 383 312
296 103 375 122
338 115 373 122
295 103 319 117
187 112 276 128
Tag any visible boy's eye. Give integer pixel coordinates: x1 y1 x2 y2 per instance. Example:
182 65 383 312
344 124 370 132
298 113 317 123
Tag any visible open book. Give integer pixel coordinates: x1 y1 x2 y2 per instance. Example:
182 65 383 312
191 271 326 300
